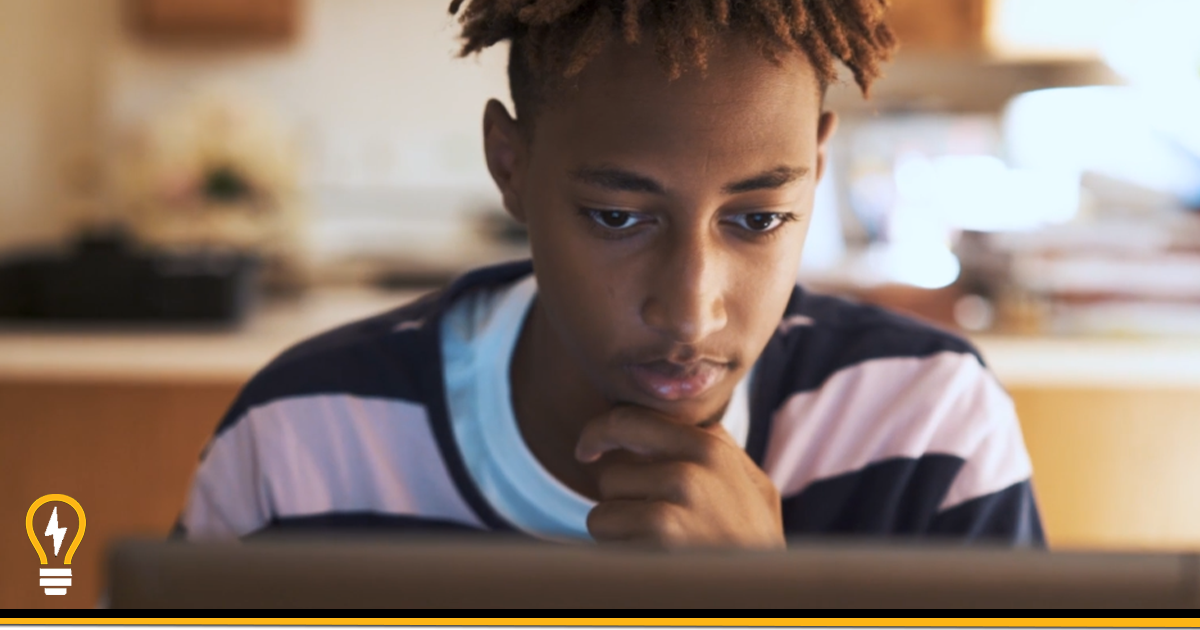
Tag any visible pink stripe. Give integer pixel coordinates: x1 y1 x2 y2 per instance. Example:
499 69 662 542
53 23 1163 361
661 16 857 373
763 352 1031 510
184 395 484 540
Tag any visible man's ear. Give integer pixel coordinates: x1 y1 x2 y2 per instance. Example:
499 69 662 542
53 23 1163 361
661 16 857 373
482 99 528 224
815 111 839 182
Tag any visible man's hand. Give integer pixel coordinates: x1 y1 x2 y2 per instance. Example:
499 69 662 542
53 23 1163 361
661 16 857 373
575 405 785 549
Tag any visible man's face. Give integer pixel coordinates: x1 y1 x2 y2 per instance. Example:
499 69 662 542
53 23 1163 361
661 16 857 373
486 36 836 424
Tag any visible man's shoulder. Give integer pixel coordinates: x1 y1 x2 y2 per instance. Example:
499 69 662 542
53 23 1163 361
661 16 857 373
215 290 443 435
764 287 1037 542
217 260 536 436
771 285 984 396
759 286 1012 495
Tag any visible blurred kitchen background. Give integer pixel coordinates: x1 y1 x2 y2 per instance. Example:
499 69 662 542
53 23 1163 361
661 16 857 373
2 0 1200 609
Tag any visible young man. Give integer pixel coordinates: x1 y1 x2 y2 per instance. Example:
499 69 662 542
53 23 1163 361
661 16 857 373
178 0 1043 548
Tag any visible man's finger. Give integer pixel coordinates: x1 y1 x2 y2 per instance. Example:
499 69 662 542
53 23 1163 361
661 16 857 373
594 460 701 504
575 406 714 464
586 499 681 545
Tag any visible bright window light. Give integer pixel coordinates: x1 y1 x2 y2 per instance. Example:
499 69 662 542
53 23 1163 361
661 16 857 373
1005 87 1200 202
893 153 1080 232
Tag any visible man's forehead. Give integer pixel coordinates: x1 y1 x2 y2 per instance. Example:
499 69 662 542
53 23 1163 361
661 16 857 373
535 47 823 160
560 33 823 109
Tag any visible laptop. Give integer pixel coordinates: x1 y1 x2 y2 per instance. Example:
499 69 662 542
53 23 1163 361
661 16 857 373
107 537 1200 608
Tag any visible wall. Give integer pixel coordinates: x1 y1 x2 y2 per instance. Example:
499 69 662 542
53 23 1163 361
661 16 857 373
0 0 117 250
105 0 511 191
0 0 513 258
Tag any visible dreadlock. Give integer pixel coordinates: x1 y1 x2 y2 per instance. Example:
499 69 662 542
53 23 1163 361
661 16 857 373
449 0 896 123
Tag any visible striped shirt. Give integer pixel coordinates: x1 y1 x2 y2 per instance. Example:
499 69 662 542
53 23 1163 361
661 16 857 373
177 260 1044 545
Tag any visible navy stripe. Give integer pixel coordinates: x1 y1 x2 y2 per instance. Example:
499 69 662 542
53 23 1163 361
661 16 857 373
745 330 788 468
779 455 1044 546
929 481 1045 547
773 287 985 396
747 287 986 468
202 260 536 533
213 296 443 437
447 258 534 295
780 455 965 536
213 262 537 438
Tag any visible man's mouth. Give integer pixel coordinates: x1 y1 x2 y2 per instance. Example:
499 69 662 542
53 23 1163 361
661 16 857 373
624 359 729 402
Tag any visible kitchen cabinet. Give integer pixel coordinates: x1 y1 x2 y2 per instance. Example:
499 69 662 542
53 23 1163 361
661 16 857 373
127 0 298 44
889 0 989 52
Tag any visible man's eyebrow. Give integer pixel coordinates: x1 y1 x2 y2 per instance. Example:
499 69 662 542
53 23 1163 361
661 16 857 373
570 166 666 194
722 166 810 194
570 164 810 195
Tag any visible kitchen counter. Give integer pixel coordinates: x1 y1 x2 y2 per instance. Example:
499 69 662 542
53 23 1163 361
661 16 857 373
973 335 1200 388
1 285 1199 387
0 287 425 383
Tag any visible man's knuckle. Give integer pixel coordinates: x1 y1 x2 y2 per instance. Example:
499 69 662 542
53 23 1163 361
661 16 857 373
646 501 676 528
664 462 700 502
587 503 618 535
651 503 685 543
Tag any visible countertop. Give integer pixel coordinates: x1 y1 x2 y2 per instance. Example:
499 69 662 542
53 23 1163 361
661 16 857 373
2 287 1199 388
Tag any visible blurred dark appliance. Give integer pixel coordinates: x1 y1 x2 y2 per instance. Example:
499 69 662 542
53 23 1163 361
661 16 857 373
0 231 258 324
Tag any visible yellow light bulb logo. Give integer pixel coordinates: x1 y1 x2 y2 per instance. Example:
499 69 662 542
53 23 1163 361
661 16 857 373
25 494 86 596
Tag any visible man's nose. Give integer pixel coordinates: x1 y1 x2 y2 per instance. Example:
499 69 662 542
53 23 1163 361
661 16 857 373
640 235 729 345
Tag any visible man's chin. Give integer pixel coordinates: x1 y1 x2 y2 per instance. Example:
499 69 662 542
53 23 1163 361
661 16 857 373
608 384 733 427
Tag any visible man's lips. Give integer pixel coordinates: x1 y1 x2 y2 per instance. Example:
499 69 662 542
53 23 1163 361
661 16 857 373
624 360 729 402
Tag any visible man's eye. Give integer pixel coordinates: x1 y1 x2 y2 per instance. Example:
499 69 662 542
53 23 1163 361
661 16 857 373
588 210 643 230
730 212 788 232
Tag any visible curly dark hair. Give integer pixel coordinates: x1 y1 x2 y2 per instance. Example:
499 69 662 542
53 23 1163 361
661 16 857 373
450 0 897 124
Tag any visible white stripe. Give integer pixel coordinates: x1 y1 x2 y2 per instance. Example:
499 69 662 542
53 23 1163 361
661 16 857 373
182 395 485 540
43 588 67 595
39 568 71 577
39 578 71 587
763 352 1032 511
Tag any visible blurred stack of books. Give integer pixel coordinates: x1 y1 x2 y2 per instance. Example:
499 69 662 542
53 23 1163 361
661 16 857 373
989 213 1200 337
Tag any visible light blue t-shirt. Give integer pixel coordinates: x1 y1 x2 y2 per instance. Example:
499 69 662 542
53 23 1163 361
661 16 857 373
439 274 752 542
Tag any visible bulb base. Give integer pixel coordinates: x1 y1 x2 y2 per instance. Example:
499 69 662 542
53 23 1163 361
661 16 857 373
40 567 71 596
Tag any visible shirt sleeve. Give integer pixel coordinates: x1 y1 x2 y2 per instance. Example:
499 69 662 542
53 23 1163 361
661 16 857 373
929 479 1045 545
767 350 1046 545
926 384 1046 546
174 414 272 541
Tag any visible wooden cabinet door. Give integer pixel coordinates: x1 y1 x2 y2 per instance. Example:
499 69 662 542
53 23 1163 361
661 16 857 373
128 0 298 44
888 0 989 52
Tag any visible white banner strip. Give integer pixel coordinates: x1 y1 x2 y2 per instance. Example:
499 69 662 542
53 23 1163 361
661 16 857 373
42 587 67 595
40 578 72 587
39 568 72 576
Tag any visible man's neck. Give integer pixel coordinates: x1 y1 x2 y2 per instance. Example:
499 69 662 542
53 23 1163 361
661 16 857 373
509 298 611 499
